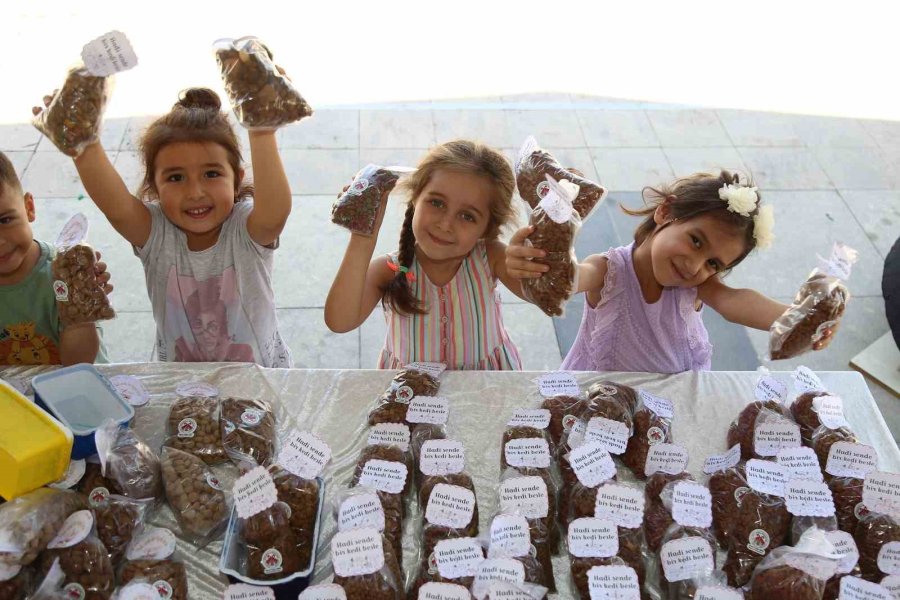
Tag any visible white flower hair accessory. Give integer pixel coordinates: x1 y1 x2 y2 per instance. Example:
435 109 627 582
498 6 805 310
753 204 775 249
718 183 758 216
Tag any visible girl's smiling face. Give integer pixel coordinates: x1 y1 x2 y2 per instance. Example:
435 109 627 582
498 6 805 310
411 169 494 262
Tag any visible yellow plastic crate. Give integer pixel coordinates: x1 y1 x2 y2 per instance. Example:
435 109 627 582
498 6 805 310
0 379 73 500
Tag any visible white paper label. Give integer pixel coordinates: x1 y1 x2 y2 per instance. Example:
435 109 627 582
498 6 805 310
746 459 790 497
569 441 616 488
587 565 640 600
233 466 278 519
338 492 385 532
426 484 476 529
298 584 348 600
407 396 450 425
506 409 551 429
419 582 471 600
110 375 150 407
755 374 787 403
783 553 839 580
48 458 86 490
489 514 532 559
595 484 645 529
812 395 849 429
48 510 93 549
406 362 447 378
879 542 900 576
644 443 690 477
472 559 525 600
864 472 900 519
537 176 577 224
694 585 744 600
126 526 177 561
504 437 551 468
174 381 218 398
778 447 825 482
827 443 879 479
826 530 860 575
499 476 549 519
485 581 536 600
840 577 893 600
368 423 411 452
331 528 385 577
55 213 88 250
359 459 408 495
786 480 836 517
567 518 618 558
672 481 713 528
81 30 138 76
420 439 466 476
584 417 629 455
754 420 802 457
794 366 826 393
277 430 332 479
435 537 484 579
660 536 715 582
537 372 580 397
703 444 742 474
822 243 858 280
53 280 68 302
881 575 900 598
117 583 158 600
639 390 674 419
223 584 275 600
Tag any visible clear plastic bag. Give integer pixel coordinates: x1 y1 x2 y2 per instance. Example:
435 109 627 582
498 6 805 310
722 487 791 587
827 476 865 535
79 462 118 506
159 447 229 544
331 165 411 236
854 511 900 581
515 136 606 221
792 514 838 545
498 469 557 592
587 380 639 415
119 526 188 600
643 472 695 553
746 527 840 600
269 465 320 568
368 367 442 426
214 36 312 130
350 444 411 561
657 524 717 600
812 425 858 471
622 399 674 480
33 66 111 157
95 420 161 501
220 397 277 467
239 501 304 581
36 516 115 600
726 400 793 461
790 390 831 446
165 395 227 465
51 214 115 327
521 176 582 317
769 244 858 360
540 394 586 448
709 462 748 547
331 529 404 600
91 495 151 565
0 488 87 565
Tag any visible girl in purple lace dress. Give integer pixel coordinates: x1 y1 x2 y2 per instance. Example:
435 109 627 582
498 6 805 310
506 171 834 373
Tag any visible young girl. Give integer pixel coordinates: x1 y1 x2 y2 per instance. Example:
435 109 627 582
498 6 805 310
506 171 834 373
325 140 525 370
36 88 293 367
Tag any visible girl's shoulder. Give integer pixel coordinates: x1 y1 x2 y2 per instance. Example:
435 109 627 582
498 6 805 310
370 254 400 287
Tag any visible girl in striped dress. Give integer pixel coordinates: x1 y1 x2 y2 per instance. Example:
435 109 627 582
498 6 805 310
325 140 524 370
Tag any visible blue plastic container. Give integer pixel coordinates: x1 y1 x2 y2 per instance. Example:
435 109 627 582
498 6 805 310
219 477 325 600
33 364 134 459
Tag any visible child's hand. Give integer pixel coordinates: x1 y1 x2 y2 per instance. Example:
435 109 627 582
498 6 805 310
505 225 548 279
812 325 837 351
31 90 58 117
94 251 113 294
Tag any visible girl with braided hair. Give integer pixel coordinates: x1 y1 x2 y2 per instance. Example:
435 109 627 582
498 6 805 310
325 140 524 370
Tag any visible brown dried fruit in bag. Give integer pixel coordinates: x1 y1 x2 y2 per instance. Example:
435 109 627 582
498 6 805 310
854 512 900 581
522 210 578 317
623 408 672 479
159 447 228 541
770 273 848 360
727 400 793 461
52 245 115 326
38 536 114 600
723 491 791 587
120 560 188 600
269 466 319 567
221 397 276 466
93 498 143 564
33 67 109 157
332 165 400 236
166 396 227 465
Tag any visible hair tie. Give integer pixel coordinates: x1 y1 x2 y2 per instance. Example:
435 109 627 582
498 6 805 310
388 261 416 282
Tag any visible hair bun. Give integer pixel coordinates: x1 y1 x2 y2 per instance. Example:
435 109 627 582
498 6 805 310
175 88 222 111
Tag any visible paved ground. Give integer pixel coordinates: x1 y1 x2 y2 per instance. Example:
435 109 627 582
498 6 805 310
4 94 898 434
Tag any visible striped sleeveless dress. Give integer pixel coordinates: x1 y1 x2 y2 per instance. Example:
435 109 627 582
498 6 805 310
378 241 523 370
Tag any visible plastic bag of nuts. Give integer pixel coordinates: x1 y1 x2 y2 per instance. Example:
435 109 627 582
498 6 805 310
746 527 840 600
331 528 403 600
657 524 717 600
485 512 550 592
239 501 304 581
165 395 227 465
0 563 31 600
368 365 443 426
79 462 118 506
622 393 674 480
350 444 411 560
95 420 161 501
567 516 627 600
407 536 481 594
331 164 413 236
541 394 586 447
726 399 794 461
418 473 480 570
854 511 900 582
119 526 188 600
220 397 277 467
36 510 115 600
214 37 312 130
709 462 748 547
587 380 639 415
790 390 832 446
91 495 151 565
722 486 791 587
32 66 111 157
643 471 696 553
51 215 115 327
769 244 857 360
521 176 584 317
498 469 558 592
0 488 87 566
268 466 320 569
515 136 606 222
159 447 229 544
812 425 858 471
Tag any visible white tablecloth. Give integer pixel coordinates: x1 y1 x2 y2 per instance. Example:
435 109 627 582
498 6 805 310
3 363 898 599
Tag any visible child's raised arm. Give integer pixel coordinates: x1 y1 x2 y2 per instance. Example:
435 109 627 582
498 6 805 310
245 130 291 246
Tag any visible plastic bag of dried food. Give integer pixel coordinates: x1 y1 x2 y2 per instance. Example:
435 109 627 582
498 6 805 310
790 389 833 445
418 472 480 571
622 391 674 479
587 380 639 415
0 488 87 566
51 214 115 326
643 472 695 553
722 485 792 587
521 176 583 317
770 243 857 360
368 364 443 426
408 536 482 594
239 501 304 581
411 424 448 487
331 164 414 236
708 461 747 547
119 526 188 600
214 36 312 130
159 447 229 544
657 523 717 600
95 420 161 501
812 424 858 471
484 512 550 592
165 394 227 465
331 528 403 600
33 66 111 157
746 527 840 600
350 444 411 561
541 394 586 448
37 510 115 600
515 136 606 221
854 511 900 581
269 465 321 569
0 562 32 600
498 469 558 592
91 495 152 565
567 516 627 600
220 397 277 467
726 399 793 461
79 461 118 506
